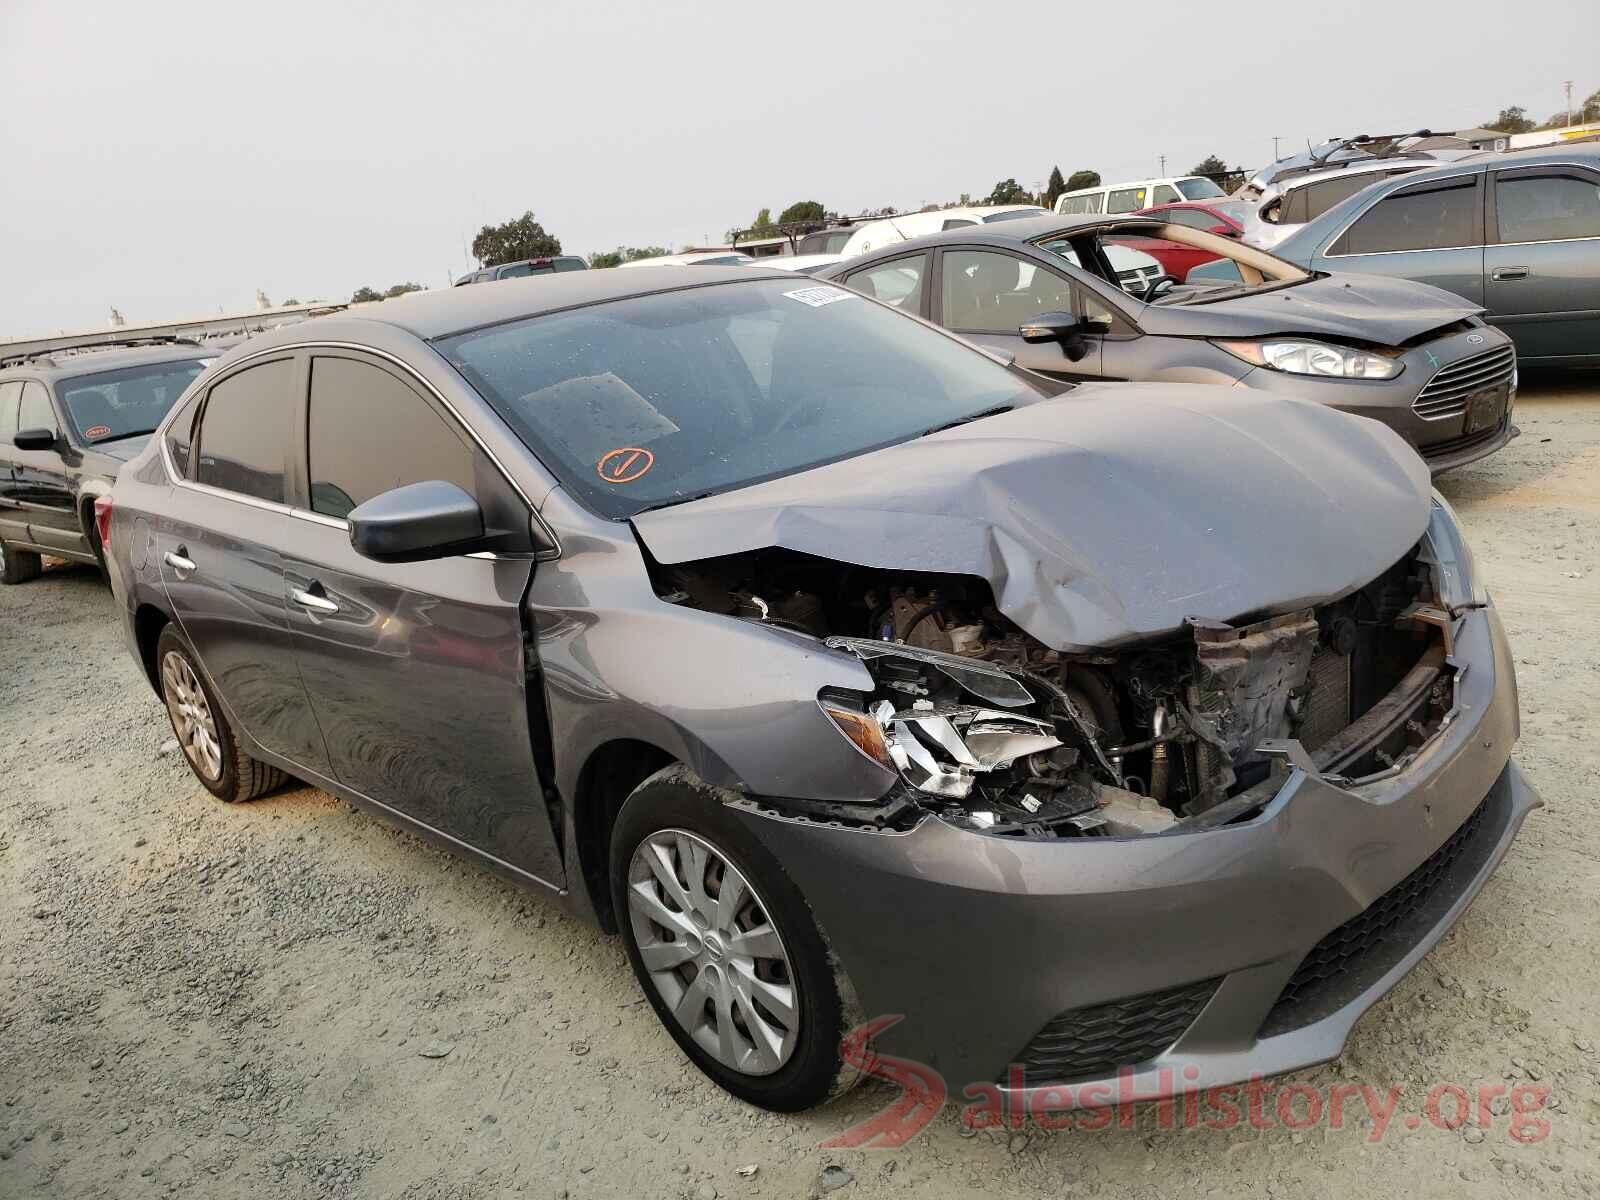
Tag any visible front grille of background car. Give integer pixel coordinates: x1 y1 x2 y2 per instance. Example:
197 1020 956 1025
1004 977 1222 1085
1116 265 1161 293
1258 788 1501 1038
1412 345 1517 421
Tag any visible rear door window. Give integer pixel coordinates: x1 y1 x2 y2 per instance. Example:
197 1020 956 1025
1494 169 1600 243
842 254 928 313
0 381 22 447
1153 184 1181 204
306 356 476 519
194 358 293 503
1330 177 1481 255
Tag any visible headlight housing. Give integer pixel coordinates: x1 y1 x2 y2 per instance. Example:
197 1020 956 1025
1423 492 1484 610
1216 338 1403 380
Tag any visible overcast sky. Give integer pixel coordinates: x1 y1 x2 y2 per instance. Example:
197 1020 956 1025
2 0 1595 336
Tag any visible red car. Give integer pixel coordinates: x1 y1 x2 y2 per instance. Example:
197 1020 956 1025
1110 199 1254 281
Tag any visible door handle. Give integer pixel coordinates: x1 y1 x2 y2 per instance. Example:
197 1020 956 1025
1490 266 1530 281
163 548 196 574
289 586 340 615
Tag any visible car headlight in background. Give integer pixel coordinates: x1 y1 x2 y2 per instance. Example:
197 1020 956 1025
1216 338 1403 380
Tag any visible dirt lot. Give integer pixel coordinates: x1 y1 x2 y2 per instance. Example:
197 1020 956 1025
2 377 1598 1199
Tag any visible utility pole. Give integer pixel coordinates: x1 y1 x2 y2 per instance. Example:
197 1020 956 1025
1273 135 1281 161
1566 80 1575 126
1158 154 1166 176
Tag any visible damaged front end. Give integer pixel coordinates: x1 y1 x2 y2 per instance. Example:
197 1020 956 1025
651 503 1473 840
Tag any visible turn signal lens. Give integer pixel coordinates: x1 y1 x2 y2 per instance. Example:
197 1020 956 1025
820 700 894 770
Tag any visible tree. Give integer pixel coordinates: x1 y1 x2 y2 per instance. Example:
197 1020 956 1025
1065 169 1101 191
987 178 1031 205
589 246 669 269
351 286 384 303
778 200 826 224
383 282 423 299
1191 154 1227 178
752 207 775 233
1484 106 1535 134
471 211 562 267
1043 166 1067 210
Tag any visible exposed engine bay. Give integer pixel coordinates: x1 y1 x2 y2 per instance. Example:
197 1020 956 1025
650 541 1461 839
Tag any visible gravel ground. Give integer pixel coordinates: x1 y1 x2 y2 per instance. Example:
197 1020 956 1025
2 377 1598 1199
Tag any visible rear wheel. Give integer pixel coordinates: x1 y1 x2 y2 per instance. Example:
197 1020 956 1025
610 765 856 1111
0 540 42 585
156 624 286 802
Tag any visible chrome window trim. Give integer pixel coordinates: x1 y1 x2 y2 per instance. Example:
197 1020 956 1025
1320 170 1483 260
157 339 562 560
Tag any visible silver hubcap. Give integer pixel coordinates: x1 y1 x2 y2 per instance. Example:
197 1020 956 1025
161 651 222 781
627 829 799 1076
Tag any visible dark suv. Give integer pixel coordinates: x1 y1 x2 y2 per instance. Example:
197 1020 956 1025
0 339 213 583
453 256 589 286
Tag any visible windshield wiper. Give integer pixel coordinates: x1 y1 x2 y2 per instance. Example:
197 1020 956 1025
87 428 156 444
918 404 1014 438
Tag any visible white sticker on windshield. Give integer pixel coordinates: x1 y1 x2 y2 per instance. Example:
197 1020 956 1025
783 285 856 308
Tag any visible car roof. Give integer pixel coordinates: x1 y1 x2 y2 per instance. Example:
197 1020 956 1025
832 213 1167 260
1266 157 1440 195
213 266 799 353
0 341 216 382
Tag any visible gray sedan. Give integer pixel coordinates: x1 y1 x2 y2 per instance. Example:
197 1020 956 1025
818 214 1520 473
104 266 1535 1111
1268 144 1600 365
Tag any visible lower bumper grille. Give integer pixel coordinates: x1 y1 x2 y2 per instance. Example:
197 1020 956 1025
1420 417 1510 462
1259 788 1501 1037
1007 977 1221 1085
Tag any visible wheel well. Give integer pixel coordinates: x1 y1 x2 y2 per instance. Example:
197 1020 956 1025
575 739 674 932
134 604 170 697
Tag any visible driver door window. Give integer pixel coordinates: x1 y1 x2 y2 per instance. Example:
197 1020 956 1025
307 356 477 519
18 382 58 437
940 250 1081 333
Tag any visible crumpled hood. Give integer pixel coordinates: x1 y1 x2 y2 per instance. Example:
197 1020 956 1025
632 385 1432 651
1143 272 1482 345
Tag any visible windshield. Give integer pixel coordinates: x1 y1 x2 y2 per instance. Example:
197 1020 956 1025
439 278 1036 519
1177 178 1227 200
981 208 1047 223
58 358 209 443
1208 200 1253 224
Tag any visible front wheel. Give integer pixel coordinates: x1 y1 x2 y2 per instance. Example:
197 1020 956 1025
610 765 857 1111
156 624 287 802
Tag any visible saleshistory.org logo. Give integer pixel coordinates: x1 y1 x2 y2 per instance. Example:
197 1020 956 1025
821 1017 1554 1148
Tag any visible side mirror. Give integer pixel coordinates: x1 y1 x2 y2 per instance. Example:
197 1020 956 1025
1020 311 1094 344
14 427 58 452
348 480 486 563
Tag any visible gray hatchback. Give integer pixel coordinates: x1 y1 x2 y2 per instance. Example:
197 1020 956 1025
819 214 1520 473
105 267 1535 1111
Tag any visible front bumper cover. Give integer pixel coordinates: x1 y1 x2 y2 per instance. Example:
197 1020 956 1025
734 603 1537 1098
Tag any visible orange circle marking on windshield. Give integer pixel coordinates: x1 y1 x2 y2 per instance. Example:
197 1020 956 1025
597 447 654 484
85 424 112 438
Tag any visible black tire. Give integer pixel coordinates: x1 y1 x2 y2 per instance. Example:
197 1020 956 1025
0 540 42 585
610 764 856 1112
82 506 111 587
155 623 287 803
